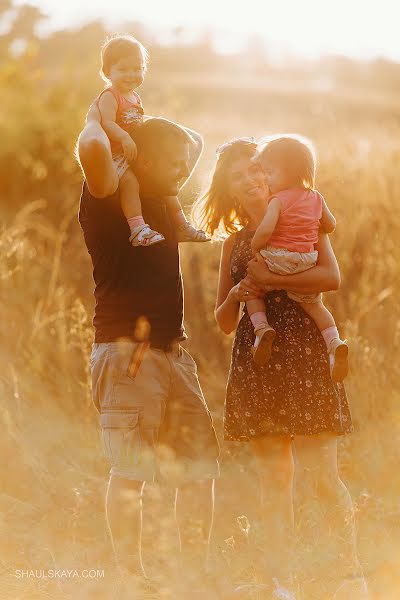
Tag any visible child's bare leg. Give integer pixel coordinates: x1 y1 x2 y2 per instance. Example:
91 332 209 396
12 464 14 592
299 300 349 381
120 169 142 219
165 196 210 243
121 169 164 247
299 300 335 334
247 298 276 367
247 298 269 327
167 195 182 215
77 121 119 198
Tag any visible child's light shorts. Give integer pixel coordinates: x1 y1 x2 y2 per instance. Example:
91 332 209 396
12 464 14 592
260 245 322 304
112 153 130 179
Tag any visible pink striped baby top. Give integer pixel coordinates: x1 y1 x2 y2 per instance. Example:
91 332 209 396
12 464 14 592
267 188 323 253
96 86 144 154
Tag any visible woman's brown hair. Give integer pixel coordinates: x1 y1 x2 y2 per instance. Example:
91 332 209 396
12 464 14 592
192 138 258 238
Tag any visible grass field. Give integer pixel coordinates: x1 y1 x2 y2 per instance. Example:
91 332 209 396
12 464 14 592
1 24 400 599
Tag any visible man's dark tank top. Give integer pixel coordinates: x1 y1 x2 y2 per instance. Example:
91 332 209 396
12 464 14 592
78 183 184 346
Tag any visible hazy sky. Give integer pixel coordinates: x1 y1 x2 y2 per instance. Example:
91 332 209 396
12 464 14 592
13 0 398 60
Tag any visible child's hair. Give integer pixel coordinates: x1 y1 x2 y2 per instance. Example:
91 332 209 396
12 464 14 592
100 34 149 82
257 134 316 189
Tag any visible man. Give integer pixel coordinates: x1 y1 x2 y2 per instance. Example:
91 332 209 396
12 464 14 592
77 108 220 590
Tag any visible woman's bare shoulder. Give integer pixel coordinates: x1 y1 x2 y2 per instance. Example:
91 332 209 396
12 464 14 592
219 232 238 268
222 231 238 251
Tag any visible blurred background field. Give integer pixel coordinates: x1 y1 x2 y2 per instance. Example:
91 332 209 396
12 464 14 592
1 1 400 598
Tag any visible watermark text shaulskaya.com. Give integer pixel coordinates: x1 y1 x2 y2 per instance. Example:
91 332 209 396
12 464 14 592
15 569 105 579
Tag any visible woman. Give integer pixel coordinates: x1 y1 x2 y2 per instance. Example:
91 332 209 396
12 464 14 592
195 138 367 599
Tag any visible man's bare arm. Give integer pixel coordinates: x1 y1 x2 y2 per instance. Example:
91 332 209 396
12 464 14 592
178 126 203 191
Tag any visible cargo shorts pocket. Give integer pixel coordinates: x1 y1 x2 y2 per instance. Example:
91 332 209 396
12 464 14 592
126 341 150 380
107 341 150 384
100 410 141 468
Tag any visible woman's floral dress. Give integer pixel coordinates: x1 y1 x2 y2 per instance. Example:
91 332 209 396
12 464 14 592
224 227 353 441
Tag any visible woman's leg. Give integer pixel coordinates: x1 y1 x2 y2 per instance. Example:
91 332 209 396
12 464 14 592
249 435 294 586
294 433 366 597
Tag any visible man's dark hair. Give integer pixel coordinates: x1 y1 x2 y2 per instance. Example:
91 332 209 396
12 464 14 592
133 117 195 159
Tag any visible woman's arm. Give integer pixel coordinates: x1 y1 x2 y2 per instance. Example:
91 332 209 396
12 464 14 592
215 234 264 334
246 233 340 294
251 197 280 253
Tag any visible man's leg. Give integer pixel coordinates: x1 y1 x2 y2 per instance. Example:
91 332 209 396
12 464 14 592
174 478 215 573
160 346 220 588
91 341 171 581
105 474 146 577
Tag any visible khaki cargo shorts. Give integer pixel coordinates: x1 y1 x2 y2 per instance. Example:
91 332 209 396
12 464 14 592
260 245 322 304
90 340 220 486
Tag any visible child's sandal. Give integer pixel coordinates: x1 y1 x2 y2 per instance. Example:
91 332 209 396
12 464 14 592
329 339 349 382
252 324 276 366
129 224 165 247
177 222 210 242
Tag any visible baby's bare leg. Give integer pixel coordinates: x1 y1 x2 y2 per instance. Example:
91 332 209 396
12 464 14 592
121 170 165 247
164 196 210 243
167 196 182 214
120 169 141 219
300 300 349 381
77 120 118 198
247 298 276 367
246 298 269 321
299 300 335 332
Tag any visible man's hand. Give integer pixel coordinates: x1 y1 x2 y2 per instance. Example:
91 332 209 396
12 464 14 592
247 253 271 287
121 134 137 162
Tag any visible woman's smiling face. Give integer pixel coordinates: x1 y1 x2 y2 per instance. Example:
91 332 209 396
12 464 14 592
228 155 268 214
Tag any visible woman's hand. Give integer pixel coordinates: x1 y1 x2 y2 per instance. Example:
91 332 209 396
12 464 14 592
229 277 264 302
246 253 271 287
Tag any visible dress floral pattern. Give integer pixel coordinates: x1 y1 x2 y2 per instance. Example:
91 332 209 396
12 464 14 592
224 227 353 441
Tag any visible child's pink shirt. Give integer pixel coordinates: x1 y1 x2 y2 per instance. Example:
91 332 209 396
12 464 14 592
96 86 144 154
267 188 323 253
